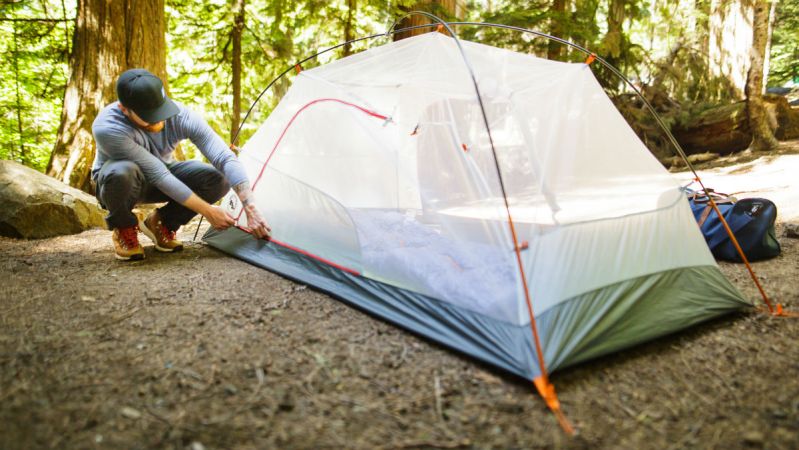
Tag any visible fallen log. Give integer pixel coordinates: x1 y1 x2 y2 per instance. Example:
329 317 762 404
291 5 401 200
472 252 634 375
672 102 751 155
672 95 799 155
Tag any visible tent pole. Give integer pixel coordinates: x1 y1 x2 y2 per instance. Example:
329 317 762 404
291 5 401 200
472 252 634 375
388 11 573 434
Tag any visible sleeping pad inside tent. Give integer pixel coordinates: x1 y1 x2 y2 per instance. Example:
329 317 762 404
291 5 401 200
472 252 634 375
203 32 751 381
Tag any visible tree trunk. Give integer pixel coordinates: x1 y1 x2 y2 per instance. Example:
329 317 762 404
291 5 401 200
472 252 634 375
393 0 460 41
343 0 356 57
13 12 25 163
708 0 754 99
46 0 168 193
230 0 245 146
746 0 778 151
602 0 625 59
569 0 600 51
763 0 777 90
547 0 568 60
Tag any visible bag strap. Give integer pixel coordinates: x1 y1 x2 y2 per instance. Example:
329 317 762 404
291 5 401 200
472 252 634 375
697 205 714 227
691 188 737 205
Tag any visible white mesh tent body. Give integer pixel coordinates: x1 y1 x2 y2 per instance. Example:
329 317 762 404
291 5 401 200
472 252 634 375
204 33 749 380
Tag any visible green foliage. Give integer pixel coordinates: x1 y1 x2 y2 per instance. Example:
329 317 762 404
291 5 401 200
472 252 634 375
0 0 75 171
769 0 799 86
1 0 797 174
166 0 402 157
462 0 601 61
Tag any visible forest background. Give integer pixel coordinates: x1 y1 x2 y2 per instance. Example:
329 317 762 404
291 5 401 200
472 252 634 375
0 0 797 193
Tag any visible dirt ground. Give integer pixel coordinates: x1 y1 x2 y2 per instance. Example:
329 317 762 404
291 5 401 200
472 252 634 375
2 150 799 449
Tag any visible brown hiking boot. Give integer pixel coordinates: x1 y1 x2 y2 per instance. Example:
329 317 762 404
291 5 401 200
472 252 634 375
139 210 184 252
112 226 145 261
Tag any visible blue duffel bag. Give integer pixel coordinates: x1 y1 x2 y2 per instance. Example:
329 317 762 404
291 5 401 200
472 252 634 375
687 189 781 262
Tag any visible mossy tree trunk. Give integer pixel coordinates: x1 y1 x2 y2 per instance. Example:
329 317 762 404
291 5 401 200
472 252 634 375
708 0 754 99
46 0 168 193
746 0 778 151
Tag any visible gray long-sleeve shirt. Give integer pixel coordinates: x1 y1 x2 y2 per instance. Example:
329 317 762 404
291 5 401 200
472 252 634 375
91 100 248 203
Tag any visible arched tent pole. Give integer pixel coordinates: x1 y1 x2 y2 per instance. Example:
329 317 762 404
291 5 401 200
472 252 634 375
386 11 574 434
191 21 439 242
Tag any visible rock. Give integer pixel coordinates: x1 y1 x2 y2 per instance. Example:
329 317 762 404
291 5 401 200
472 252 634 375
120 406 142 419
742 430 764 446
0 160 106 238
784 223 799 239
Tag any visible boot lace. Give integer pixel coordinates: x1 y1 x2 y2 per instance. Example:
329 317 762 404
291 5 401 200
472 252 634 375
119 226 139 249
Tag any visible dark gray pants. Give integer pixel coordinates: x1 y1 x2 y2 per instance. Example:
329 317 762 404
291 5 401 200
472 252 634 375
95 160 230 231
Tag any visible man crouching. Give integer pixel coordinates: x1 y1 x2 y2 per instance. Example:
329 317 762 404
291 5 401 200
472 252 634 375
91 68 270 260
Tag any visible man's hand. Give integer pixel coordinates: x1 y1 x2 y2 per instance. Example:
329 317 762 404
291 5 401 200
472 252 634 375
204 205 236 230
183 194 235 230
244 204 272 240
233 181 271 240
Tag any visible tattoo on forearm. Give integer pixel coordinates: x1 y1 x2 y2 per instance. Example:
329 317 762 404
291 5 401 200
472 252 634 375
233 182 254 207
232 181 250 194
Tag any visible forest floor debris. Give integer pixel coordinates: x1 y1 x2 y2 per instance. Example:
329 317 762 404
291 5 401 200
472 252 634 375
1 145 799 449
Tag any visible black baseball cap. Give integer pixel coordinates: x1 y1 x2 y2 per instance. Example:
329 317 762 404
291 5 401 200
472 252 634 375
116 68 179 123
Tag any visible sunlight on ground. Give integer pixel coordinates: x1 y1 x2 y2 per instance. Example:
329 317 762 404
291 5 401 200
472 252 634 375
676 154 799 221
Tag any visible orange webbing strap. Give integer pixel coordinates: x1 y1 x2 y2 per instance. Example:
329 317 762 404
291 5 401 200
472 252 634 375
703 194 795 317
294 64 302 74
585 53 596 65
534 376 574 434
436 23 444 33
506 215 574 434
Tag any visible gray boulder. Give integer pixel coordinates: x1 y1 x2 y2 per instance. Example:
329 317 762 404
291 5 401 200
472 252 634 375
0 160 106 238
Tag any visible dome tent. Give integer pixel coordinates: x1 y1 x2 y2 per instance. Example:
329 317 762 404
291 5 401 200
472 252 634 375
204 29 750 427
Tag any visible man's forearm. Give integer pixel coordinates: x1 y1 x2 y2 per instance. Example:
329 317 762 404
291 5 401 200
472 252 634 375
233 181 255 208
232 181 271 238
182 193 214 216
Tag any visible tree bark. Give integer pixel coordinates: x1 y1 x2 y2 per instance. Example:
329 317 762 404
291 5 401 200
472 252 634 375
746 0 778 151
602 0 625 59
13 11 25 163
230 0 245 145
343 0 356 57
60 0 70 55
763 0 777 89
393 0 460 41
547 0 568 60
46 0 169 192
708 0 754 99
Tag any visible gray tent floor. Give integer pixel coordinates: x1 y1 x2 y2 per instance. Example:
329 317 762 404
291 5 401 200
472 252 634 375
1 222 798 449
